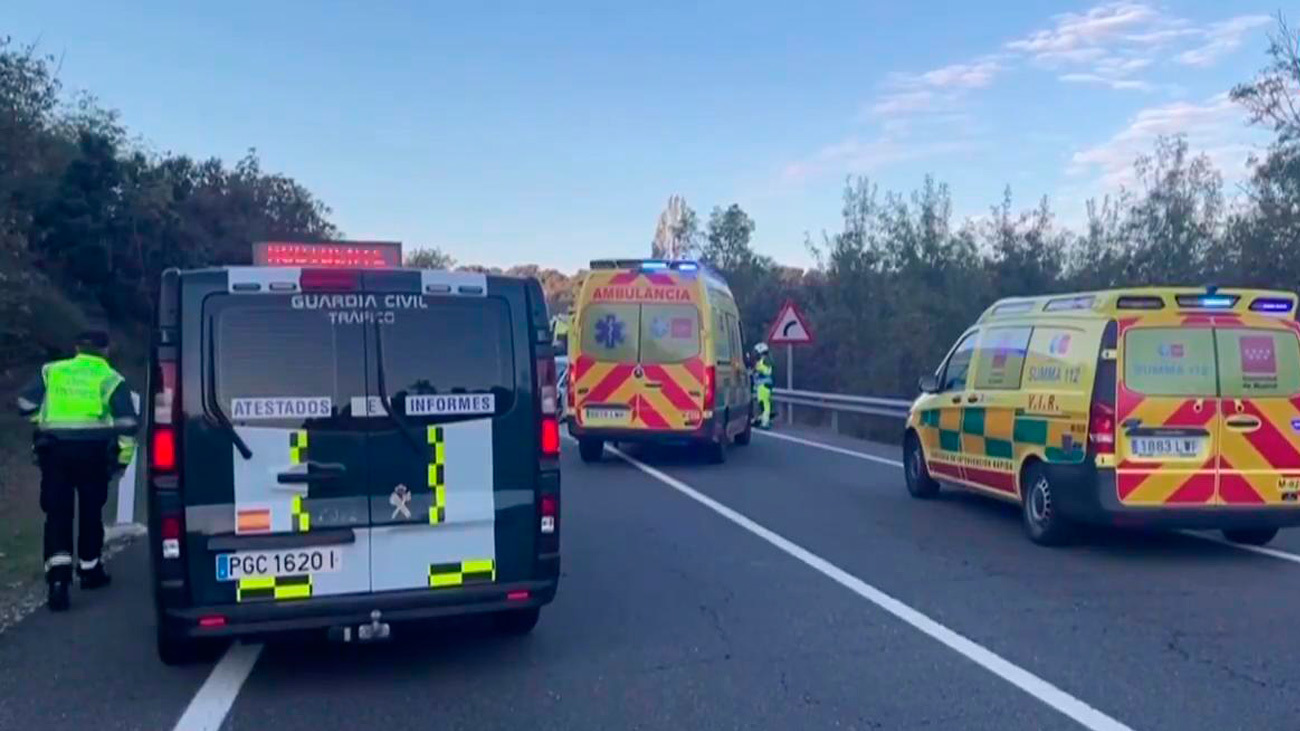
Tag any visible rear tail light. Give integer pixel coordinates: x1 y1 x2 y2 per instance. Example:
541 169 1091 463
160 513 183 559
537 355 560 458
300 268 360 291
540 494 558 535
704 365 716 410
507 590 530 602
150 361 179 476
1089 402 1115 455
151 427 177 472
198 615 226 628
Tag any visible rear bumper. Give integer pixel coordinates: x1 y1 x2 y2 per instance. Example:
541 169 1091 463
161 561 559 641
1049 462 1300 530
567 420 716 446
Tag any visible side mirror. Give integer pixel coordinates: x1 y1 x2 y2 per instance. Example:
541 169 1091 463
918 375 940 394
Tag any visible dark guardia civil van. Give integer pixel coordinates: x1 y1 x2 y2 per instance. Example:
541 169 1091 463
144 241 561 664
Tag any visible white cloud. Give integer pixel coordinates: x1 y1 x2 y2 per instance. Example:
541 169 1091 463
1059 73 1154 92
1068 94 1265 189
1176 15 1273 67
869 90 938 116
781 135 973 183
917 59 1002 89
1006 2 1160 63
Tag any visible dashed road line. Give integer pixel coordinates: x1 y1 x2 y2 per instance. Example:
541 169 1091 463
172 642 263 731
605 444 1135 731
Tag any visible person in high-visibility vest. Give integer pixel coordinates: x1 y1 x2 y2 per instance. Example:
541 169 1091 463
15 330 138 611
753 342 774 429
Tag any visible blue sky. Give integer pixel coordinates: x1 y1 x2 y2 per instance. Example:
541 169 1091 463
8 1 1281 272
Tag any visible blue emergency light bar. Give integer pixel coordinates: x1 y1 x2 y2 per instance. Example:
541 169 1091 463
1174 293 1238 309
1250 297 1295 314
589 258 705 273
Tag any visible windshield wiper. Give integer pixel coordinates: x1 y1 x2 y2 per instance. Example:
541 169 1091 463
373 322 426 457
206 319 253 460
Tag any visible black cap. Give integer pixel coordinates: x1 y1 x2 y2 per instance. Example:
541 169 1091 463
76 330 110 349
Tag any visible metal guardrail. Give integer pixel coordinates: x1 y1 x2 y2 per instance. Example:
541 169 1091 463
771 388 911 429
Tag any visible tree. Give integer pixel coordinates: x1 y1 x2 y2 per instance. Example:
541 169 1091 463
702 204 757 271
1231 13 1300 143
405 247 455 270
651 195 700 258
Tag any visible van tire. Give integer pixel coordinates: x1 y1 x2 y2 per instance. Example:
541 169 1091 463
493 607 541 636
1021 462 1074 546
157 627 223 666
734 418 753 447
578 438 604 463
903 433 939 499
1223 527 1279 546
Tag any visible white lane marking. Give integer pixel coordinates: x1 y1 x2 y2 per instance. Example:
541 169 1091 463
173 642 263 731
762 429 1300 566
605 445 1134 731
1178 531 1300 565
756 429 905 468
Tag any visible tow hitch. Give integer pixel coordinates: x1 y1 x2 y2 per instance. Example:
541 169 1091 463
329 610 391 643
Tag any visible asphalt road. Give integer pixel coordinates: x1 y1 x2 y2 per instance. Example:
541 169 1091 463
2 426 1299 730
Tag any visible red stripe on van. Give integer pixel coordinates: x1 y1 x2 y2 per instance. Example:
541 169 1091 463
585 364 634 404
635 396 671 429
642 365 698 411
962 467 1016 494
1163 474 1215 503
1220 474 1265 504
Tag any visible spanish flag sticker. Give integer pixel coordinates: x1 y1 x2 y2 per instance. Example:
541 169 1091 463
236 508 272 534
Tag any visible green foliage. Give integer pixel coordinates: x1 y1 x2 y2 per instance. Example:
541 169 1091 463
405 247 455 270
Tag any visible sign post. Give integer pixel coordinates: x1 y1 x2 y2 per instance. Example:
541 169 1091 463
766 300 814 426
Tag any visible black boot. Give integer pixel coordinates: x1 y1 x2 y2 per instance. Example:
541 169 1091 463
47 581 70 612
78 563 112 590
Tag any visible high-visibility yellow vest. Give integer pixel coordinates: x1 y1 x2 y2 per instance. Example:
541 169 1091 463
38 354 124 432
755 358 774 387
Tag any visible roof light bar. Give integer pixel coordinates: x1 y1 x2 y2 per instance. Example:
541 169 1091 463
1250 297 1294 314
1175 293 1238 309
253 241 401 268
1116 295 1165 310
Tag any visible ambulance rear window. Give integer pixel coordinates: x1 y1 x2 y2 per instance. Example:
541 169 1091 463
640 304 701 364
580 304 640 363
1122 328 1216 396
1215 328 1300 398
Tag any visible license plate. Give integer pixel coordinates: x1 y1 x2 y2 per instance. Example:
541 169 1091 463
1130 436 1202 459
584 406 630 426
216 547 342 581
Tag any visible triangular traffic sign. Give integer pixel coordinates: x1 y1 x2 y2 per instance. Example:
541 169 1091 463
767 300 814 345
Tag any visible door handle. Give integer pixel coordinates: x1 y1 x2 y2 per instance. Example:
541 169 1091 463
966 394 980 404
950 396 962 404
644 382 663 389
1224 415 1261 432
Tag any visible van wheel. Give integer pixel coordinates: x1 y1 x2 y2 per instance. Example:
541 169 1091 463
493 607 541 636
1021 463 1073 546
903 434 939 499
578 438 604 463
1223 528 1279 546
157 626 224 666
734 418 753 447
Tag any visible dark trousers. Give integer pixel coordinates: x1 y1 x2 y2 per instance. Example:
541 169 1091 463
37 440 112 583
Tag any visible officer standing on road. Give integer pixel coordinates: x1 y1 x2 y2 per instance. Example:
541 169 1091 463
753 343 774 430
15 330 138 611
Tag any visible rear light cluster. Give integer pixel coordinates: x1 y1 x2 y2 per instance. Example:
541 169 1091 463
703 365 717 411
1089 402 1115 455
537 355 560 458
300 268 360 291
151 359 186 563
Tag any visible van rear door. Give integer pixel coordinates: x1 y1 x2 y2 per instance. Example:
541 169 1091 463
1213 325 1300 506
364 272 533 593
1115 324 1221 507
194 288 372 606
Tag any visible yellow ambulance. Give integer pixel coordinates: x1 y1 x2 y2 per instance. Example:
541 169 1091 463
904 287 1300 546
567 259 752 463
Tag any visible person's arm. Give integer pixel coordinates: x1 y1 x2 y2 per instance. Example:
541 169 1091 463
15 369 45 418
106 378 140 436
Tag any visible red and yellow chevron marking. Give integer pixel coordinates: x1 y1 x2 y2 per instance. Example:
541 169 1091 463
574 358 706 431
1219 397 1300 505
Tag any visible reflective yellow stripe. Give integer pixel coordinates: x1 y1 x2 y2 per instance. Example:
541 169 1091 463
292 495 310 532
290 430 308 464
429 571 462 588
427 426 446 524
462 559 494 575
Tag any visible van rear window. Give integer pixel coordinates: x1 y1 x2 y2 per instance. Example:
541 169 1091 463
214 303 364 421
580 304 640 362
1215 328 1300 397
379 298 515 397
1123 329 1216 396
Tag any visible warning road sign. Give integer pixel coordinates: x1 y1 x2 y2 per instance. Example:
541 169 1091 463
767 300 814 345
